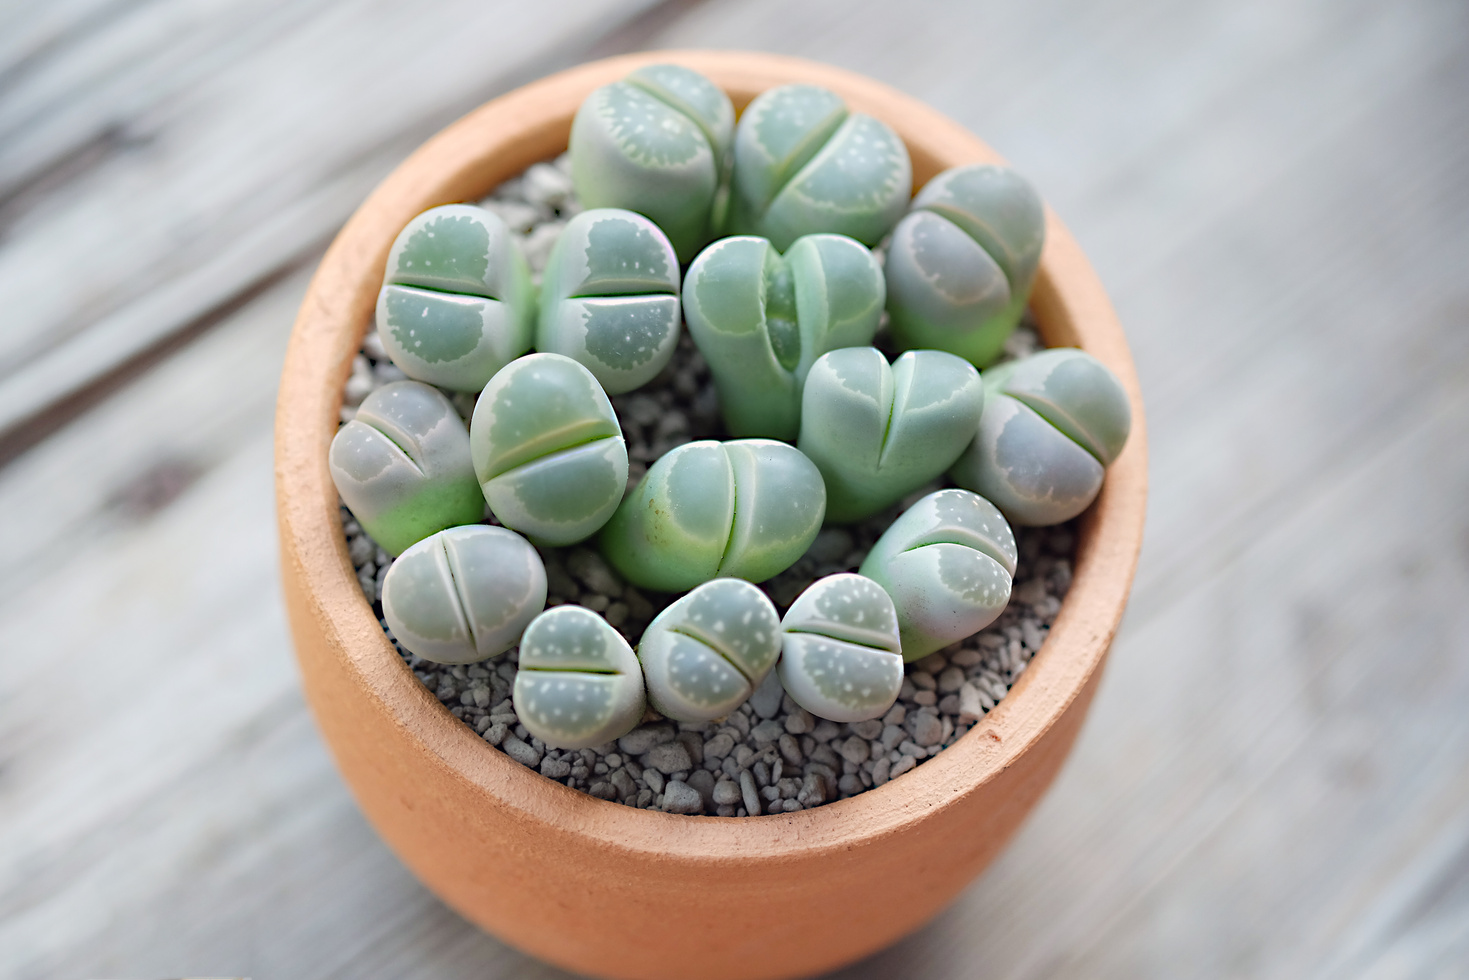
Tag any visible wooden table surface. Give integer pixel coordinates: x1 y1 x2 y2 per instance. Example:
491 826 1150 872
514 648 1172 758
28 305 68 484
2 1 1467 977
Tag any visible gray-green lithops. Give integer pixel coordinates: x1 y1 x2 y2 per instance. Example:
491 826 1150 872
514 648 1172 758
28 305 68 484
513 604 646 750
381 525 547 665
329 380 484 556
798 347 984 523
637 578 781 722
536 208 681 395
859 489 1017 662
683 233 884 439
727 84 911 251
376 204 535 391
950 347 1131 526
569 63 734 262
776 573 904 723
469 352 629 546
885 164 1045 367
599 438 826 593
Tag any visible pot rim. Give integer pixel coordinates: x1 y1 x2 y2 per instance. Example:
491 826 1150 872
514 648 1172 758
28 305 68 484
275 49 1147 867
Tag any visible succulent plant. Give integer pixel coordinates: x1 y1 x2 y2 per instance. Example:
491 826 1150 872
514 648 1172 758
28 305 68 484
536 208 682 395
726 84 911 251
375 204 536 391
776 573 904 723
381 525 547 665
950 347 1131 526
637 578 781 722
569 63 735 262
683 233 884 439
469 352 629 546
859 489 1017 662
798 347 984 523
599 438 826 593
885 164 1045 367
329 380 484 556
513 604 647 750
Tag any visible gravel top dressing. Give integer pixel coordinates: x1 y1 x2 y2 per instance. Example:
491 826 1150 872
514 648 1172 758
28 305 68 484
337 155 1078 816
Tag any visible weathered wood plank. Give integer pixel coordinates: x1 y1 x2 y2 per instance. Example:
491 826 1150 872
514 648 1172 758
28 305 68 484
0 0 669 447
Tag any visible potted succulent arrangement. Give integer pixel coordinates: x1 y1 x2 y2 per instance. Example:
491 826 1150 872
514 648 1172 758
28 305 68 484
276 51 1146 980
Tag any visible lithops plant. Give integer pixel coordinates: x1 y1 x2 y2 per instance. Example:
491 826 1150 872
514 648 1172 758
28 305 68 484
637 578 781 722
469 352 629 546
536 208 681 395
776 573 904 723
381 525 547 664
859 489 1017 662
950 347 1131 526
599 438 826 593
569 63 734 261
376 204 535 391
727 84 911 251
798 347 984 523
329 380 484 556
885 164 1045 367
513 604 646 750
683 233 884 439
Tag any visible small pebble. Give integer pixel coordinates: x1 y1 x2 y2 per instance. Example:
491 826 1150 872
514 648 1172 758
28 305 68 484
503 737 542 768
618 726 673 755
739 770 761 816
752 720 784 743
748 671 784 719
642 742 693 775
839 736 871 765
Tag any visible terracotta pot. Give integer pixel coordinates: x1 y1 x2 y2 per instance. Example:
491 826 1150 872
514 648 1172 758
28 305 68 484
275 50 1147 980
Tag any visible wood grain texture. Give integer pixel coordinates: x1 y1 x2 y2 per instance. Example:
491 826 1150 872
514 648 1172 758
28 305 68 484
0 0 673 452
2 0 1467 977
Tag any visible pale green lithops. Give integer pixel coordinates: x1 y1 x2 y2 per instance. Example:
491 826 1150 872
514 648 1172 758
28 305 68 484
376 204 535 391
885 164 1045 367
727 84 911 251
329 380 484 556
776 574 904 723
637 579 781 722
469 353 629 546
513 605 646 750
683 233 884 439
381 525 547 665
536 208 681 395
798 347 984 523
599 439 826 593
569 63 735 261
859 489 1017 662
950 347 1131 526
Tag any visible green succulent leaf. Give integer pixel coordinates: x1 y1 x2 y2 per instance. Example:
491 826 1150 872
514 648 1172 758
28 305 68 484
949 348 1129 526
776 573 904 723
599 438 826 593
569 65 734 261
328 381 485 556
376 204 535 391
885 164 1045 367
536 209 681 395
637 578 781 722
798 347 984 522
728 84 911 251
683 233 884 439
470 353 629 546
514 605 646 750
381 525 547 664
859 489 1016 661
